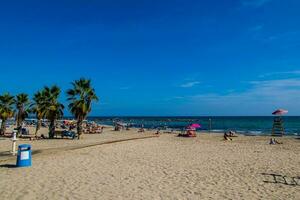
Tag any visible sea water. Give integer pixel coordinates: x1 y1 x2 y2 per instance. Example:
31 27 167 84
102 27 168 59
87 116 300 136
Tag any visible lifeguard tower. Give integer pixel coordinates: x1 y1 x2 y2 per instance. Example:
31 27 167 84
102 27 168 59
271 109 288 137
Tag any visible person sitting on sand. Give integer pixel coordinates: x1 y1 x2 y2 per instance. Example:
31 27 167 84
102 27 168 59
228 130 236 137
115 125 121 131
98 126 104 134
156 128 160 135
138 128 145 133
187 129 196 137
224 132 232 141
269 138 283 145
138 124 145 133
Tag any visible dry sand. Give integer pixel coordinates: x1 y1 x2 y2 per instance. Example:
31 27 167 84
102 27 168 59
0 128 299 200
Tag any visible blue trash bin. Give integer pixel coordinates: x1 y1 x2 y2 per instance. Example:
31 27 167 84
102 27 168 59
16 144 32 167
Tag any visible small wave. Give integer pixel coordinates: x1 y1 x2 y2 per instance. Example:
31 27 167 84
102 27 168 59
210 129 225 133
249 131 263 134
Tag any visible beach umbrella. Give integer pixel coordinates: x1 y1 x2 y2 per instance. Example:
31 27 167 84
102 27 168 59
272 109 288 115
190 124 201 128
186 124 201 130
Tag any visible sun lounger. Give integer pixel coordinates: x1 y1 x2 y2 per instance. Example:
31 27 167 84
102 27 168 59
61 130 76 139
20 134 37 140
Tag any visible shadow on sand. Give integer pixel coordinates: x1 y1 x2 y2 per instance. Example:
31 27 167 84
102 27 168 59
262 173 300 186
0 151 13 157
0 164 17 168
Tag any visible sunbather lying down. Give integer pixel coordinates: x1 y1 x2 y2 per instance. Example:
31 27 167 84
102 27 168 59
178 130 197 137
178 133 196 137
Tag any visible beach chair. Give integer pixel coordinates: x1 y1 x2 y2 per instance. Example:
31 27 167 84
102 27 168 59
61 130 76 139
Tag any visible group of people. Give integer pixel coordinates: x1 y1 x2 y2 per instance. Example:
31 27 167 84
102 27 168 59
83 123 104 134
223 131 283 144
177 128 197 137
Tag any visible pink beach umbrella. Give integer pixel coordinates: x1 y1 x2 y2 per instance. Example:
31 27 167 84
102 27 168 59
189 124 201 129
272 109 288 115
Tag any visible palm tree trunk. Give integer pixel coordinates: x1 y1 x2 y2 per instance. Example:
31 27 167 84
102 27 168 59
77 118 83 140
17 114 22 136
0 119 6 135
49 120 55 139
35 119 41 138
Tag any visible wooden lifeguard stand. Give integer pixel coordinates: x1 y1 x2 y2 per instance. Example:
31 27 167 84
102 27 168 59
271 109 288 137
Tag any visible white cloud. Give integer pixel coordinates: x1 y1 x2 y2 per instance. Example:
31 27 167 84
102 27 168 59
180 81 200 88
173 77 300 115
259 71 300 78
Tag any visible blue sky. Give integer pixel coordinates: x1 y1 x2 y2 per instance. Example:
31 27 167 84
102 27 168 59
0 0 300 116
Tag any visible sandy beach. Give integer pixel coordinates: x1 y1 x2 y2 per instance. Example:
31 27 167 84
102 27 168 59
2 1 300 199
0 128 299 200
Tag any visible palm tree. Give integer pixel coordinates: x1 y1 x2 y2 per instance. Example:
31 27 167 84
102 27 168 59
31 90 46 137
0 93 15 135
42 86 64 139
67 78 98 139
15 93 30 135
